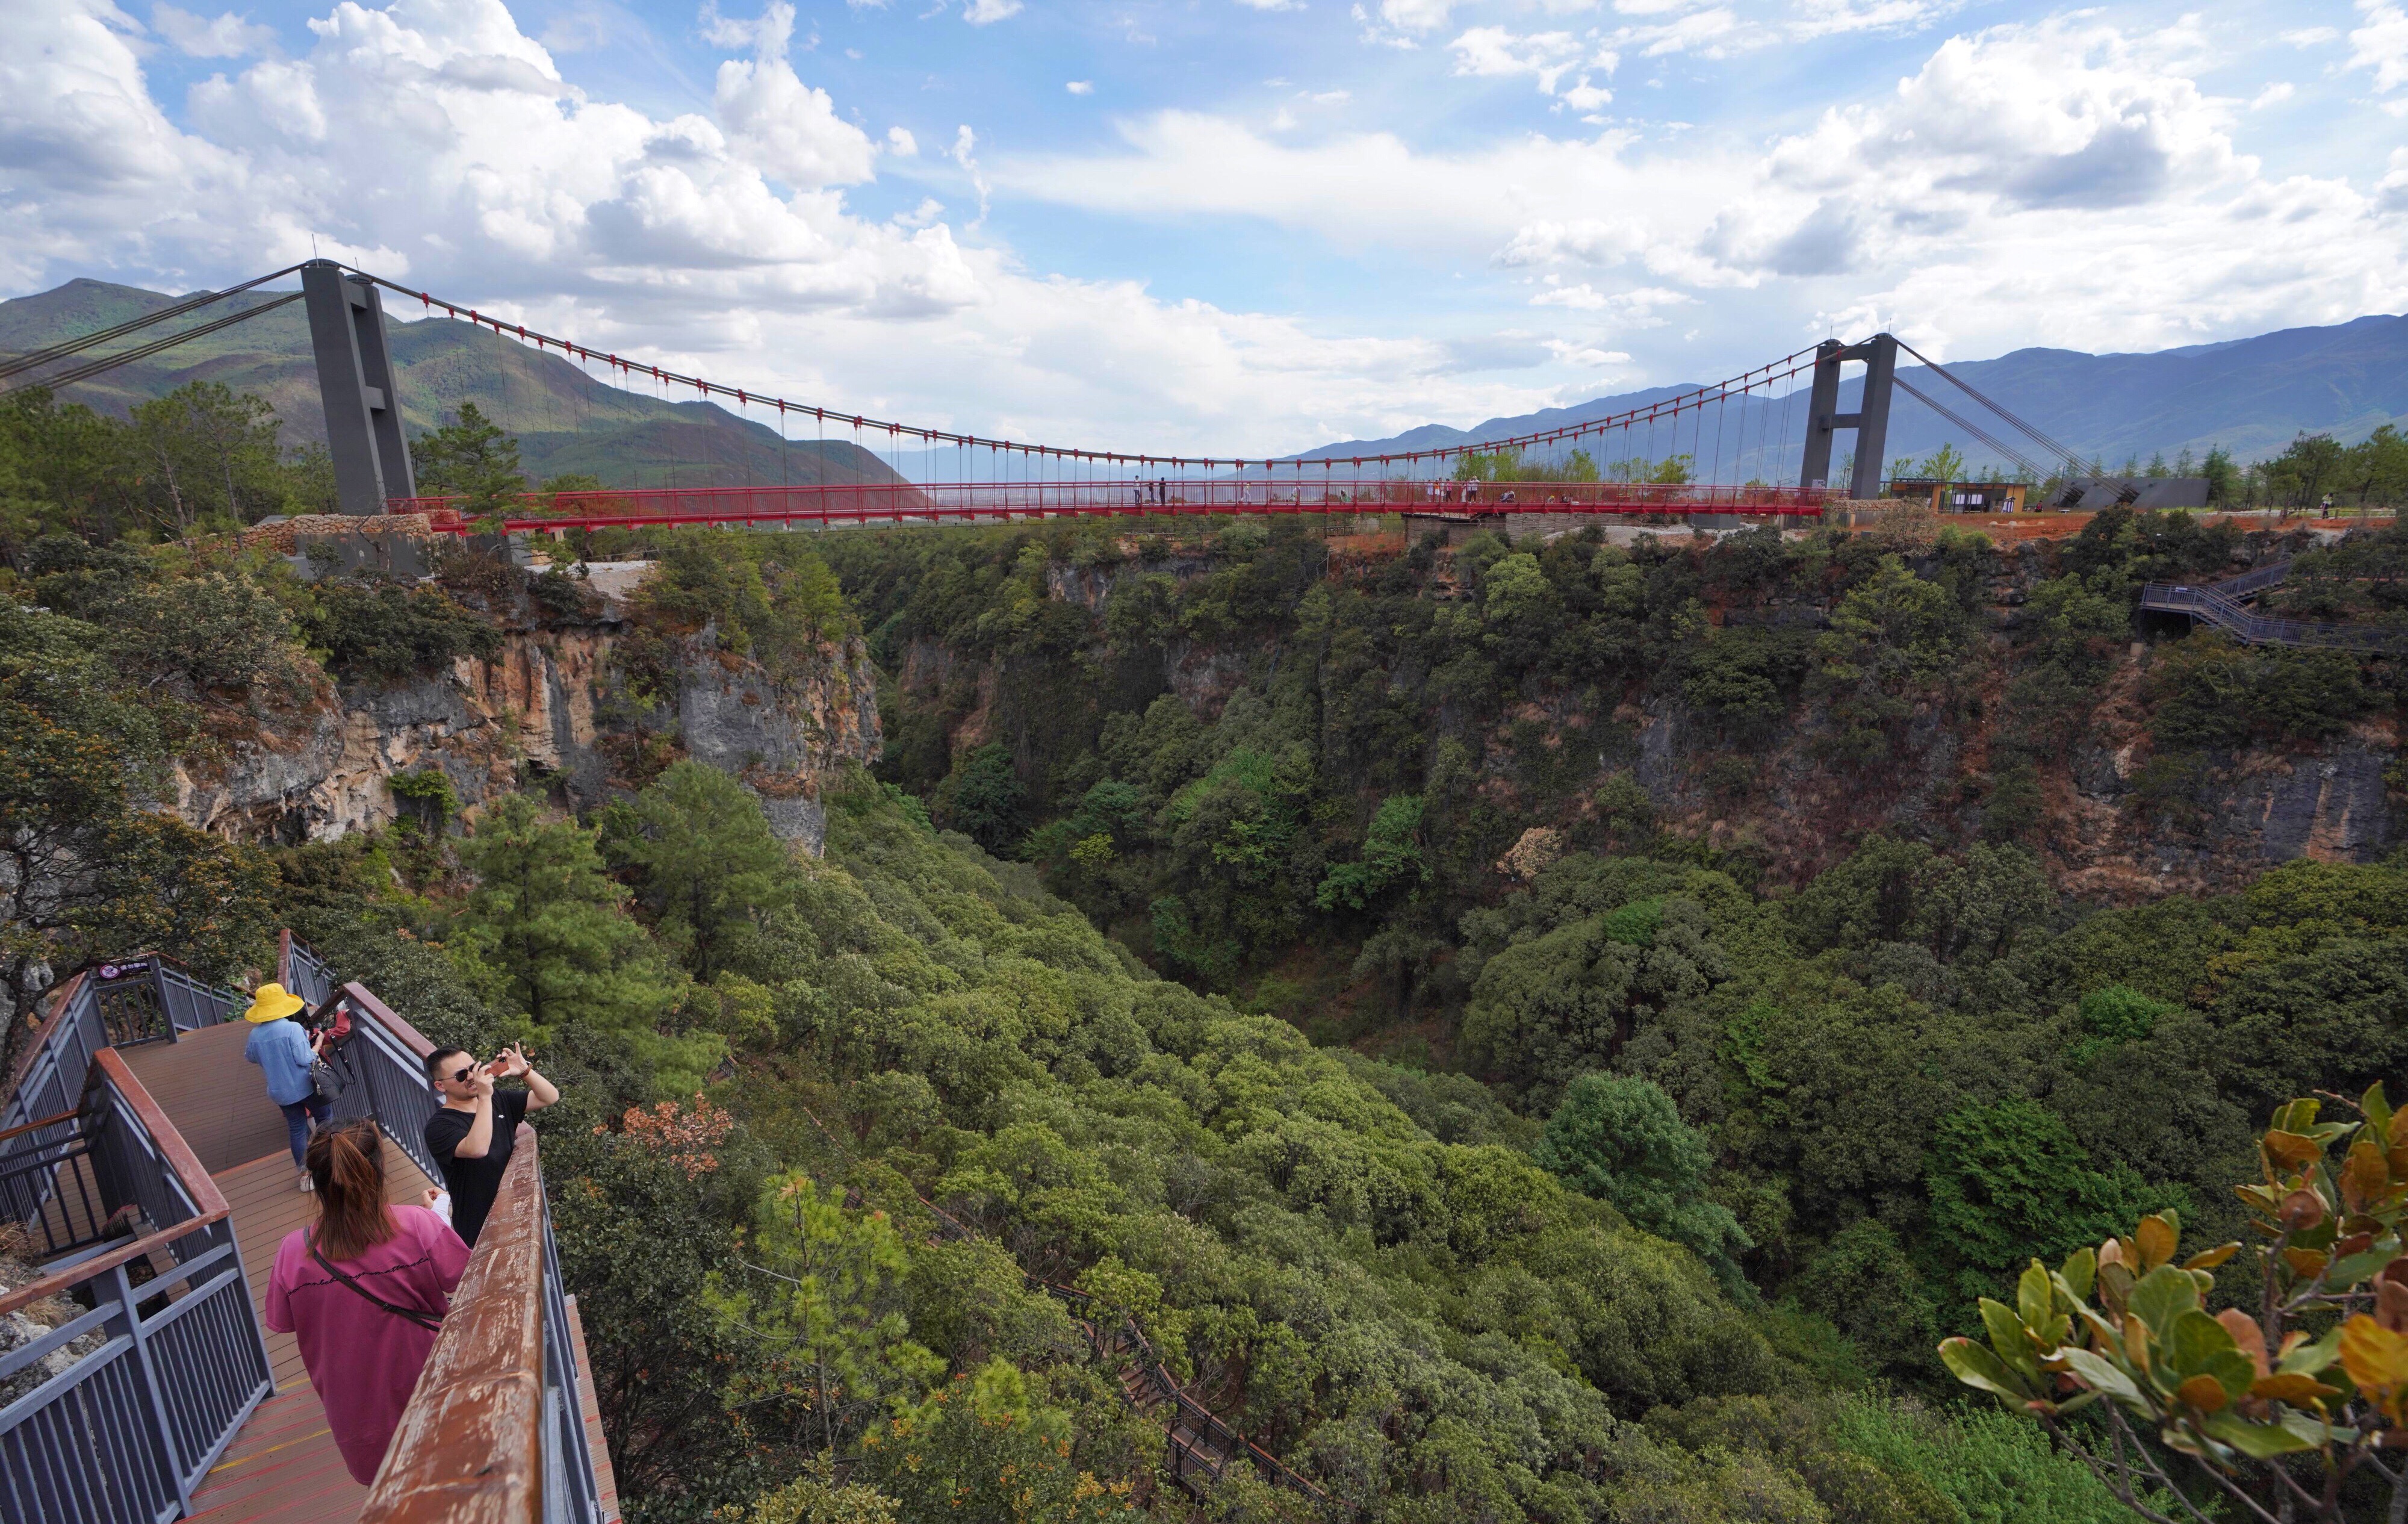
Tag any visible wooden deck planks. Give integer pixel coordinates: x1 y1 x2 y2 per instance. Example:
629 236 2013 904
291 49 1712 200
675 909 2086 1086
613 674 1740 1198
183 1136 438 1520
121 1023 293 1176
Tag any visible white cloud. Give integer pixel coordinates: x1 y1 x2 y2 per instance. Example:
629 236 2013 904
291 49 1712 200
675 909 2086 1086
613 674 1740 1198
887 125 918 154
1531 282 1693 325
997 14 2408 358
1066 79 1094 95
963 0 1020 23
2350 0 2408 92
2380 148 2408 214
152 3 277 57
2250 81 2294 110
1379 0 1451 33
712 3 878 190
2283 25 2339 45
1450 27 1584 93
1237 0 1302 12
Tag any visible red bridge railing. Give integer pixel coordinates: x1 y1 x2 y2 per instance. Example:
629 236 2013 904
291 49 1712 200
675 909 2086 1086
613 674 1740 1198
387 479 1837 534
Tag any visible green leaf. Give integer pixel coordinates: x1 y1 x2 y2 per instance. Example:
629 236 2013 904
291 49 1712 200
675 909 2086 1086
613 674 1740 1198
1979 1298 2042 1378
2366 1082 2395 1150
2203 1411 2318 1458
1941 1337 2040 1405
2329 1248 2397 1287
2165 1309 2237 1377
2280 1325 2345 1378
2129 1264 2201 1341
2059 1345 2146 1405
2059 1245 2097 1302
2019 1262 2054 1334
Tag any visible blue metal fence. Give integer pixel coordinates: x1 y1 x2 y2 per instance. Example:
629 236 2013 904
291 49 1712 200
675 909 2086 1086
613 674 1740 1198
0 1052 273 1524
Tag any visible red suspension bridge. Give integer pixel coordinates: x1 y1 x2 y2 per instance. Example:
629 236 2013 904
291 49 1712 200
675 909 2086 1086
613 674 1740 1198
2 261 2091 535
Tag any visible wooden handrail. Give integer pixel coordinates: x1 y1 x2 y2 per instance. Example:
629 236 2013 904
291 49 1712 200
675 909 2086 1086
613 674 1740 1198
345 981 438 1060
0 1048 230 1318
361 1125 547 1523
0 1106 81 1148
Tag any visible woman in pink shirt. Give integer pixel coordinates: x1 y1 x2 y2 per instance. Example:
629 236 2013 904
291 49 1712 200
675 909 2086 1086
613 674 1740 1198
264 1119 470 1485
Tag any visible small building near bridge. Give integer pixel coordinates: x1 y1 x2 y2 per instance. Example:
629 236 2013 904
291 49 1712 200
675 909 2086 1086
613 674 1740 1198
1887 479 2029 512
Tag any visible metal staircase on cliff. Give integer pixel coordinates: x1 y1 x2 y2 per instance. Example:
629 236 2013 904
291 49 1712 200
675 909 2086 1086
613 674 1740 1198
2140 559 2408 652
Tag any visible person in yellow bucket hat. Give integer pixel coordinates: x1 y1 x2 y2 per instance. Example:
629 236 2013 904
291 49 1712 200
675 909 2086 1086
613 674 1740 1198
244 982 330 1191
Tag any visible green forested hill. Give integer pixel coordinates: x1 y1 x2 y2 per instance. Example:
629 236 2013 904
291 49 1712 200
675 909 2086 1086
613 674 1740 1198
0 279 902 490
11 380 2408 1522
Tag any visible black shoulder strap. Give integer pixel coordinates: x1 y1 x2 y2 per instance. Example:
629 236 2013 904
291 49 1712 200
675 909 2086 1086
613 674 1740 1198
307 1230 444 1333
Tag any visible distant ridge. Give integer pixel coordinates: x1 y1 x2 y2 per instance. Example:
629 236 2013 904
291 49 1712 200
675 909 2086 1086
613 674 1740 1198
1299 314 2408 476
5 278 2403 485
0 279 904 491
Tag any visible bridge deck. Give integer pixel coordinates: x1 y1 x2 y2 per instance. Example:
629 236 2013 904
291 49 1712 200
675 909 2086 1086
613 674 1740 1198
114 1023 619 1522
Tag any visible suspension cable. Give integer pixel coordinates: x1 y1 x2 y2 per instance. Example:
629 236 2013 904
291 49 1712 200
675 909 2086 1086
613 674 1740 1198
0 265 305 382
1890 376 2053 484
1 292 305 394
1891 338 2083 478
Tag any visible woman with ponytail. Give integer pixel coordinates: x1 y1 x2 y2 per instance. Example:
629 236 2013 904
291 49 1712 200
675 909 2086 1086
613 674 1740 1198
264 1119 470 1485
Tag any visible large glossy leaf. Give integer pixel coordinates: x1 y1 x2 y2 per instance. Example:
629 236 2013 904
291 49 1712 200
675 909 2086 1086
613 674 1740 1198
2251 1372 2342 1405
2279 1324 2344 1378
2203 1411 2319 1458
2344 1137 2392 1213
2342 1314 2408 1392
2129 1265 2201 1342
2165 1309 2237 1377
1979 1298 2043 1381
2176 1374 2231 1412
2019 1263 2055 1336
1941 1337 2038 1405
2059 1345 2144 1405
2059 1245 2097 1302
2135 1214 2179 1269
2330 1247 2398 1288
2264 1130 2323 1171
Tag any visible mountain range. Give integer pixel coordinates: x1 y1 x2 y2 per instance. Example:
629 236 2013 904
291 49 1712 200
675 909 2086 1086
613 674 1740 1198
5 278 2403 488
0 279 902 491
1303 315 2408 481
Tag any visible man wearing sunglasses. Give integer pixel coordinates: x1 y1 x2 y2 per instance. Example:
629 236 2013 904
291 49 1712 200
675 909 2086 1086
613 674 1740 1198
422 1043 560 1249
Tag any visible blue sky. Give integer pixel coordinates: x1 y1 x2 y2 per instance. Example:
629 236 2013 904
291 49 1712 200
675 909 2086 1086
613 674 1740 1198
4 0 2404 455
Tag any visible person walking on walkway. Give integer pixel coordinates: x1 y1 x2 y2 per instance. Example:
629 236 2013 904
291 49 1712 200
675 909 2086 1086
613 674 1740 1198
265 1120 467 1485
423 1043 559 1248
243 983 327 1191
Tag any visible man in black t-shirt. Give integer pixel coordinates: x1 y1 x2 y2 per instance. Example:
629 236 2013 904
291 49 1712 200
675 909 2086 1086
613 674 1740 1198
423 1042 559 1248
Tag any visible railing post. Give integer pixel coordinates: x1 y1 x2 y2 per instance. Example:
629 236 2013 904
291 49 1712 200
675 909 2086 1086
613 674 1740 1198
111 1257 196 1517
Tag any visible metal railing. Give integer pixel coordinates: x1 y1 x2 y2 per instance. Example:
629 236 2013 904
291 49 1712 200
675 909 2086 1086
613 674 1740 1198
278 930 341 1009
2140 579 2408 652
0 1048 273 1524
89 956 244 1050
321 983 444 1185
386 477 1838 534
359 1128 605 1524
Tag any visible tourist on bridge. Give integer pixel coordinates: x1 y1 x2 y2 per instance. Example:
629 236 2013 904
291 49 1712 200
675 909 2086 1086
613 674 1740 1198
423 1042 559 1248
242 982 330 1192
265 1119 467 1485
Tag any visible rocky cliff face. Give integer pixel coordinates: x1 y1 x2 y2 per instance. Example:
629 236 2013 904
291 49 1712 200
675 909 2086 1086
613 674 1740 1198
173 572 880 854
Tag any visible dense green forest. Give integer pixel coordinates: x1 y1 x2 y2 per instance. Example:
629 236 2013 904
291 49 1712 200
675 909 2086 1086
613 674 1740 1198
6 378 2408 1520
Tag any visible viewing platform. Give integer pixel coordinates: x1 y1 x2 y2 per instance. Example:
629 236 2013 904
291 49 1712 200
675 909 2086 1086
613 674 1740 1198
0 942 617 1524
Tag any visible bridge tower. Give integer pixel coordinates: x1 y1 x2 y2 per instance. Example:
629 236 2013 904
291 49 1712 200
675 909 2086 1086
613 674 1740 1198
1797 333 1898 502
300 260 415 514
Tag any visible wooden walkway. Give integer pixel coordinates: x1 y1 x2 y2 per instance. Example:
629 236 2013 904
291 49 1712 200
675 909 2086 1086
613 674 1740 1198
111 1024 621 1522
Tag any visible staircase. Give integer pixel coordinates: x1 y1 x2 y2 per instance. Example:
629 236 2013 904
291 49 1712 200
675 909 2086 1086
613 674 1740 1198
2139 559 2407 652
0 940 618 1524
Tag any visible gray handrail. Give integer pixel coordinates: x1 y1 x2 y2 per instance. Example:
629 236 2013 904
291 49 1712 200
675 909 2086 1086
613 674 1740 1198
2141 579 2408 652
0 1048 273 1524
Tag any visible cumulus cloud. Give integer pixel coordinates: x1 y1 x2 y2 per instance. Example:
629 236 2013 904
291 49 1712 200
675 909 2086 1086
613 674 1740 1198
152 3 278 57
712 2 878 190
998 14 2408 358
1066 79 1094 95
1450 28 1584 93
2351 0 2408 93
963 0 1021 23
